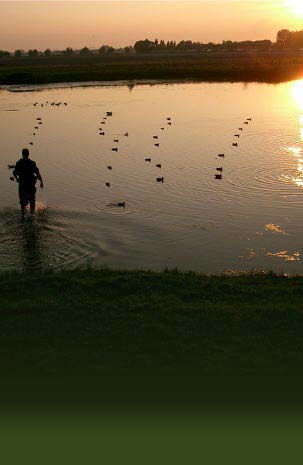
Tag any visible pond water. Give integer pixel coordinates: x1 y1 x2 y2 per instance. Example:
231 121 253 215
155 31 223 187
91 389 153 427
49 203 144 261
1 79 303 273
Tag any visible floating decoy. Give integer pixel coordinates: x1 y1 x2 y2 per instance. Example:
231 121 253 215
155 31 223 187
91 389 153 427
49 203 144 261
41 104 44 107
239 128 243 131
107 166 112 170
218 154 225 158
29 142 33 146
112 148 118 152
99 132 105 136
234 134 240 138
156 163 162 168
35 126 38 130
215 174 222 180
244 122 248 125
106 111 113 116
8 165 15 170
156 176 164 183
153 136 158 139
64 103 68 106
232 143 238 147
145 158 151 162
154 143 160 147
124 132 129 137
161 128 165 130
247 118 252 121
51 103 55 106
106 182 110 187
216 167 223 172
167 122 172 125
103 117 107 120
113 139 119 143
36 117 42 121
101 122 105 125
33 133 36 136
117 202 125 207
33 103 37 107
167 117 171 120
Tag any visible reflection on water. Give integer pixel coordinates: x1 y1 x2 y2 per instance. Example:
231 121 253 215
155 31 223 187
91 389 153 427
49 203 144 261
2 80 303 273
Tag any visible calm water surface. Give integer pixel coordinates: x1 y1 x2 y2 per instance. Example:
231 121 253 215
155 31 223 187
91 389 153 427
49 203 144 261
1 79 303 273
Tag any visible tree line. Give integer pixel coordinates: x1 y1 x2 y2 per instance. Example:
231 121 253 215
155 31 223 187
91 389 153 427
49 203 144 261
2 29 303 58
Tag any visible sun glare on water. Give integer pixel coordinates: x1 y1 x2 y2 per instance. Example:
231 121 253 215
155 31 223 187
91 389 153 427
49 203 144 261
286 0 303 17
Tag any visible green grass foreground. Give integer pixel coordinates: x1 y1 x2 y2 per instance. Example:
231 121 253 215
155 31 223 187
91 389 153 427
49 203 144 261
1 267 303 379
1 52 303 85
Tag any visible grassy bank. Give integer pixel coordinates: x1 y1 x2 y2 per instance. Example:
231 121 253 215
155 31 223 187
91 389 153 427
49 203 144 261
1 268 303 375
1 52 303 85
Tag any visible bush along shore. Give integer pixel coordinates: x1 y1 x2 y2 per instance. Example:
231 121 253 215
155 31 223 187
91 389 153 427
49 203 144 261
1 52 303 85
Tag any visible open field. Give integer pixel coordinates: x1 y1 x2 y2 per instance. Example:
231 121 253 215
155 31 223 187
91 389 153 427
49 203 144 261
1 52 303 85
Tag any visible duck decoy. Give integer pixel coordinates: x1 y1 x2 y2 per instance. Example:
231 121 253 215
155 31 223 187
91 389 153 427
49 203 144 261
33 133 36 136
218 153 225 158
215 174 222 180
167 117 171 120
36 117 42 121
247 118 252 121
232 143 238 147
154 143 160 147
113 139 119 143
29 142 33 146
8 165 15 170
106 111 113 116
99 132 105 136
216 167 223 172
167 122 172 126
35 126 38 130
101 122 105 125
156 163 162 168
107 166 112 170
244 122 248 125
234 134 240 138
156 176 164 183
153 136 158 139
112 148 118 152
64 103 67 106
106 182 110 187
33 103 37 107
238 128 243 131
161 128 165 130
124 132 129 137
117 202 125 207
51 102 55 106
103 117 107 120
145 158 151 162
38 122 42 125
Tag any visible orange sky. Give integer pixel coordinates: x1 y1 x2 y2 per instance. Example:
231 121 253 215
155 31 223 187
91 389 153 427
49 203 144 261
1 1 303 51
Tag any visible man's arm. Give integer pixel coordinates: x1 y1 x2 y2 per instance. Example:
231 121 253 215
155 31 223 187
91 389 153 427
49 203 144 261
34 163 44 189
13 163 19 183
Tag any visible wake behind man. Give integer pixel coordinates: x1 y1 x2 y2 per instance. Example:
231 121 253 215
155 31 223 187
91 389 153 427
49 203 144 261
13 148 44 219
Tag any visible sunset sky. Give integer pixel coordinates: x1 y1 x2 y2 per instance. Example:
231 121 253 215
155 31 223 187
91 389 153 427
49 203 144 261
1 1 303 51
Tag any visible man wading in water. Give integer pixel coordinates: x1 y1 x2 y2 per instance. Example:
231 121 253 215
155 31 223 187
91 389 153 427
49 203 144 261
13 148 44 219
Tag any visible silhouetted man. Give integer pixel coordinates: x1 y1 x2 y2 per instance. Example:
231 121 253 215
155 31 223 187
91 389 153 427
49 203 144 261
13 148 44 219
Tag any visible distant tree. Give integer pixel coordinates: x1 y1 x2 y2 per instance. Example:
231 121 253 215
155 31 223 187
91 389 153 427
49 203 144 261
107 46 115 54
80 46 90 55
276 29 292 48
0 50 10 57
28 49 39 56
124 46 131 53
14 49 23 57
63 47 74 56
44 48 51 56
134 39 156 53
